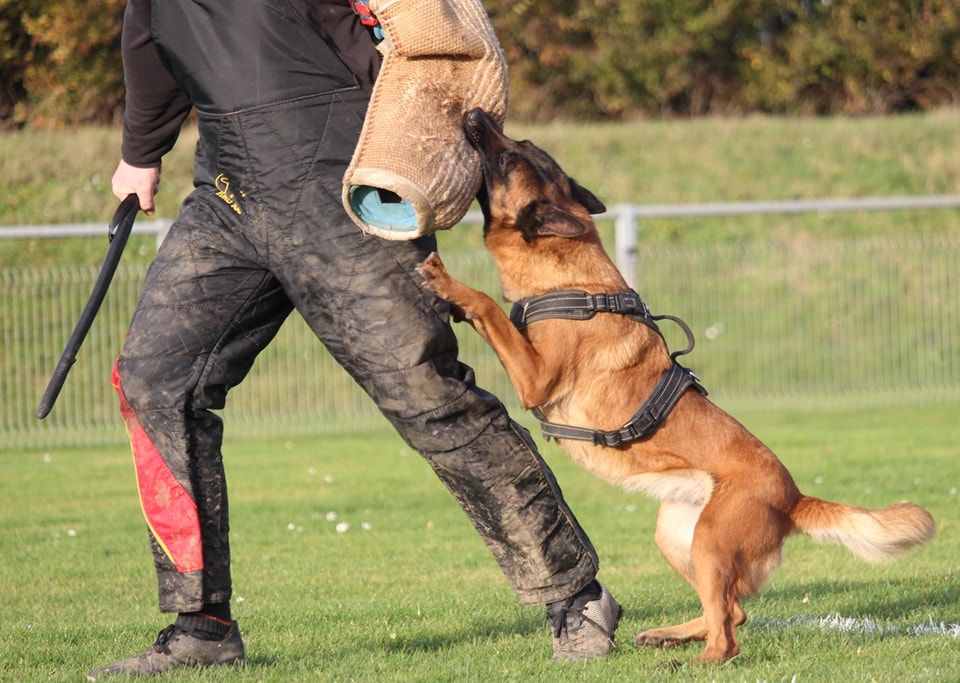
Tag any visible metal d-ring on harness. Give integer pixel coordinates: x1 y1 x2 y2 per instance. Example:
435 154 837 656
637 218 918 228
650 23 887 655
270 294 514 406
509 290 708 448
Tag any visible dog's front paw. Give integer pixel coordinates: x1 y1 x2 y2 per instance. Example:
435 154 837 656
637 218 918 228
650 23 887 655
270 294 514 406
417 252 463 301
416 252 451 290
417 252 468 321
635 631 683 649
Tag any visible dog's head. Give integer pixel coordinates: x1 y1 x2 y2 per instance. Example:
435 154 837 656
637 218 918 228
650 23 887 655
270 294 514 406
463 109 606 243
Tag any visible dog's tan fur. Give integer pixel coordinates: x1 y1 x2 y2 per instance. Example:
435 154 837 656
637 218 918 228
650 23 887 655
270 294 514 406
417 110 935 664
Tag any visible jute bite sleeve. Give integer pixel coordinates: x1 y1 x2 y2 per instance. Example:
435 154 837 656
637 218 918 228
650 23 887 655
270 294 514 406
342 0 508 240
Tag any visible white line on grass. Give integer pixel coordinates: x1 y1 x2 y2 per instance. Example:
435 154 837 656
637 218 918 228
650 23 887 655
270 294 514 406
756 614 960 638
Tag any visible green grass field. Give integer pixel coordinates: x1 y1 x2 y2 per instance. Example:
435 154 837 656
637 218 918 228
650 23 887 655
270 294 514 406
2 404 957 682
2 110 958 680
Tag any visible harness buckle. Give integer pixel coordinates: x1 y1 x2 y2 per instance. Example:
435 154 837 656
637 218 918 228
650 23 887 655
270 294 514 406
595 429 627 447
620 292 646 316
595 421 645 448
592 431 611 447
619 292 636 308
588 294 608 313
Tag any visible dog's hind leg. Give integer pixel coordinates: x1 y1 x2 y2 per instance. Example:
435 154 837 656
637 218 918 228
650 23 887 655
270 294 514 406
653 500 701 583
636 501 746 649
689 532 741 662
688 489 788 664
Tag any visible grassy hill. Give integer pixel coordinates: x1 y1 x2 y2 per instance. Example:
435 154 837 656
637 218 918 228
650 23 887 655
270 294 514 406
2 110 960 267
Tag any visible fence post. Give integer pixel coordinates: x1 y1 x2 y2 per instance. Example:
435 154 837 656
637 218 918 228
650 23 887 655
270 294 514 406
155 219 172 250
613 203 638 289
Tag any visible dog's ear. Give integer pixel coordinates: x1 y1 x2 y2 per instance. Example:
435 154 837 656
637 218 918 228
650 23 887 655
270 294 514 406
569 177 606 215
517 200 589 241
539 211 590 238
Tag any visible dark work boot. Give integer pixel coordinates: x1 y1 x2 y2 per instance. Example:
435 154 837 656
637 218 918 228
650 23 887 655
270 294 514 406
85 622 244 679
547 580 622 661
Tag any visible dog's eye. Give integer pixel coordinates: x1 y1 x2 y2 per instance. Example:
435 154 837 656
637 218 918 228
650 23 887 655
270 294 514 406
497 154 511 172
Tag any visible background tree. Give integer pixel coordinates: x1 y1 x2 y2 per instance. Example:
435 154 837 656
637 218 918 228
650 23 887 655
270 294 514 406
1 0 959 127
1 0 124 128
487 0 960 120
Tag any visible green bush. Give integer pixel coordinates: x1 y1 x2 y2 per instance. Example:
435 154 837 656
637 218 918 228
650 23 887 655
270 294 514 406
739 0 960 115
0 0 39 124
487 0 960 119
2 0 959 126
1 0 123 128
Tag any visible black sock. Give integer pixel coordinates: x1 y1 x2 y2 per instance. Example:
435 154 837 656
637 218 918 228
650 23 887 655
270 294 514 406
198 601 232 621
573 580 602 604
175 603 233 641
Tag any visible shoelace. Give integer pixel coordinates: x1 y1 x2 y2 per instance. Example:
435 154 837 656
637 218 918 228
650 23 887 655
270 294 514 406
547 602 576 638
547 593 604 639
548 604 614 642
151 625 180 655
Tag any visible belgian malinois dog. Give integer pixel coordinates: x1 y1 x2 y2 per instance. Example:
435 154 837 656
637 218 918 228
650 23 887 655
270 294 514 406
416 108 935 664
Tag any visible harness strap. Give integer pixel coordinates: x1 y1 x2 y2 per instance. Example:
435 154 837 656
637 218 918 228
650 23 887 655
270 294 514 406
533 364 706 447
652 313 697 360
510 288 707 447
510 290 657 332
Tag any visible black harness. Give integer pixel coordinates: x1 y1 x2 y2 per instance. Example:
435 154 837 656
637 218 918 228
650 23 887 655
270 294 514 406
509 289 707 448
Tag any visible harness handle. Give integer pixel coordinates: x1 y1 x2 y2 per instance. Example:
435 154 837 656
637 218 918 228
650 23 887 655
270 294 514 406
652 314 696 361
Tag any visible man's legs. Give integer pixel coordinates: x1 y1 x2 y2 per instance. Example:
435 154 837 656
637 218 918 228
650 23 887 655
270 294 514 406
95 85 619 677
88 194 294 679
115 195 293 612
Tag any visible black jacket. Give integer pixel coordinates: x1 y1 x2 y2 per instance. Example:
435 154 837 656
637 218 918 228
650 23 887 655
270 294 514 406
121 0 380 167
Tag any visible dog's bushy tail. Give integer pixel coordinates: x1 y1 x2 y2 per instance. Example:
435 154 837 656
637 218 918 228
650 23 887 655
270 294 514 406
789 495 935 563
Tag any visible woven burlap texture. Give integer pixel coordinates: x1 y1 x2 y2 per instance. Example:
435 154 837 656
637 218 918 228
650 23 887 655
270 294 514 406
342 0 508 240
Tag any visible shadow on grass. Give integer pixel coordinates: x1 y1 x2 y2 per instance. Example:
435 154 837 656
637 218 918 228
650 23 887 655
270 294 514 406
240 653 282 668
367 590 698 655
231 577 957 674
760 575 959 621
377 610 544 654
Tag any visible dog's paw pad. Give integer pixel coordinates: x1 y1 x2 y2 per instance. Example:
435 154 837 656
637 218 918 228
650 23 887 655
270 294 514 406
417 253 449 281
635 633 681 649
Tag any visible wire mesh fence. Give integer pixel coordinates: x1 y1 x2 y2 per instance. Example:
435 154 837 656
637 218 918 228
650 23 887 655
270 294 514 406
2 233 958 450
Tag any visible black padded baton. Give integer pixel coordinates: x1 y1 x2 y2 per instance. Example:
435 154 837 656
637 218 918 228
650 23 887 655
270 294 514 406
36 194 140 419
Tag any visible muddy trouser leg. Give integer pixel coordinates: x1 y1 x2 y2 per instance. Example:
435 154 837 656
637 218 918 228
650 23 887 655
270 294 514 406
284 232 598 603
120 199 597 608
115 195 294 613
268 127 598 602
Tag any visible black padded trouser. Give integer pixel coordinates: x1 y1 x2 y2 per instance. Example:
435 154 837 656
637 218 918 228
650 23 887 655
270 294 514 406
114 87 598 613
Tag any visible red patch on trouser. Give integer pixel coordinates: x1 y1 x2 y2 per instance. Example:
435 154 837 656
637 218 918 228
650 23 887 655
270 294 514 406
112 360 204 573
